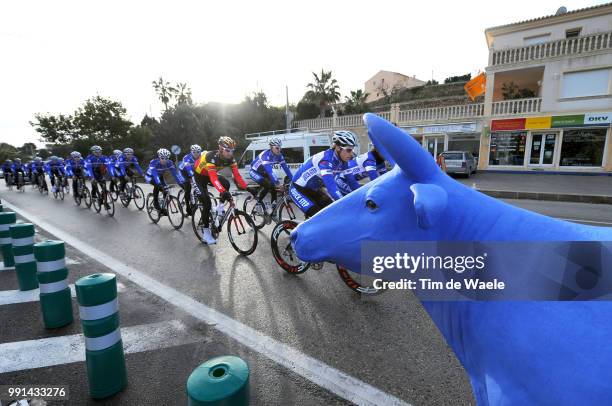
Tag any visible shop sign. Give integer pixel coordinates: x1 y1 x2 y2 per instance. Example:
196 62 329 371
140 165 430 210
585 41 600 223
491 118 526 131
583 113 612 125
551 115 584 128
525 116 552 130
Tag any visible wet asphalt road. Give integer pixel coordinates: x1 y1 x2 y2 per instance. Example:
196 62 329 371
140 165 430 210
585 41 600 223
1 183 610 405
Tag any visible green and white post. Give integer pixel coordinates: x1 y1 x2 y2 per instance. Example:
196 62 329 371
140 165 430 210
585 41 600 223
34 240 73 328
186 355 250 406
10 223 38 291
0 211 16 270
75 273 127 399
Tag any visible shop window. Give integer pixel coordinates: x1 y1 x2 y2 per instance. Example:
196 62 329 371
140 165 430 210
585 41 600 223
560 128 607 167
561 69 611 98
448 134 480 158
489 132 527 166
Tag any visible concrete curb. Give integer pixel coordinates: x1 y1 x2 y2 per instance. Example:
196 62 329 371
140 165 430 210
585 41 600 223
478 189 612 205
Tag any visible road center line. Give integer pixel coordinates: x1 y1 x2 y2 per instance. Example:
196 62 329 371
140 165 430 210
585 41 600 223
2 199 410 406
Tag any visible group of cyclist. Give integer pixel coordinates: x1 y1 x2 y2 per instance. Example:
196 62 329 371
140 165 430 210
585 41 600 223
3 130 389 246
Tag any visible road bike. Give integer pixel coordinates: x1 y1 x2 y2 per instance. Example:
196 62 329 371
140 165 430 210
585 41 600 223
243 183 304 229
146 185 184 229
91 179 115 217
73 176 91 207
119 176 145 210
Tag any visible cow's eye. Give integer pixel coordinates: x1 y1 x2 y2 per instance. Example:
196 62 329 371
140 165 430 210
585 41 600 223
366 199 377 210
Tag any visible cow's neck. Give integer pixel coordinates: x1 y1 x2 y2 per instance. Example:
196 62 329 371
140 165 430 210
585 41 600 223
440 186 612 241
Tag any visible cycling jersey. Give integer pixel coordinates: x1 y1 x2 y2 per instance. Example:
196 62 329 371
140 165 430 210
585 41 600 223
291 149 357 201
1 163 11 174
45 160 66 176
193 150 247 193
11 163 25 175
250 149 292 184
145 158 184 185
85 155 108 179
65 158 86 177
117 155 144 177
178 153 197 178
107 155 121 177
340 151 388 182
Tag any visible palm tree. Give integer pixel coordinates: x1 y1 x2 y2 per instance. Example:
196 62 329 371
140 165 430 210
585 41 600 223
344 89 370 114
305 70 341 118
152 77 177 111
176 82 193 105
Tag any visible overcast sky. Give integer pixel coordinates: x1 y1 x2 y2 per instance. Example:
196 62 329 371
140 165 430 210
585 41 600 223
0 0 604 146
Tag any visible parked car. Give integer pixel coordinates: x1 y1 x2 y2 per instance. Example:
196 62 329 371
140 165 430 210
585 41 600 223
441 151 477 178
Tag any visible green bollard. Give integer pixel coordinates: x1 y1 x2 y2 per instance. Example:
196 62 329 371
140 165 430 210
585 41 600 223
35 240 73 328
0 212 16 269
186 356 250 406
0 203 4 211
75 273 127 399
10 223 38 291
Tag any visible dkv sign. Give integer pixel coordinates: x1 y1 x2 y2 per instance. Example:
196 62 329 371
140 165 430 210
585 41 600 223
584 113 612 125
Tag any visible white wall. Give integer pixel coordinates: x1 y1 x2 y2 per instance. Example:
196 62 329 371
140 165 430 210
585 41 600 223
492 14 612 50
539 53 612 113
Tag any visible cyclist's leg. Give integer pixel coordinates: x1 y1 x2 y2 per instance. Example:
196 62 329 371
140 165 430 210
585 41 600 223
195 173 211 227
180 169 192 213
151 180 162 210
289 184 321 218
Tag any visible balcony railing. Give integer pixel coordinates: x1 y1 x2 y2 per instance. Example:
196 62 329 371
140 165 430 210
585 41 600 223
293 112 390 130
491 30 612 66
398 103 484 123
491 98 541 116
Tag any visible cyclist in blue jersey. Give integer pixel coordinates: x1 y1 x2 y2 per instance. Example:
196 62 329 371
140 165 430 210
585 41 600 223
249 138 293 215
145 148 185 214
335 146 389 196
117 147 144 195
85 145 110 207
178 144 202 215
108 150 122 195
45 156 66 193
31 157 46 190
290 131 360 217
2 160 12 187
11 158 26 190
65 151 86 196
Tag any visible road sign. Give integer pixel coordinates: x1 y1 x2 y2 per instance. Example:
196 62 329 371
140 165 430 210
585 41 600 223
171 145 181 155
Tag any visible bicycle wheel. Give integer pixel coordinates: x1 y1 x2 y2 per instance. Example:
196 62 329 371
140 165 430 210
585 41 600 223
277 200 305 223
83 187 92 209
270 221 310 273
191 206 205 242
177 189 185 209
133 186 145 210
58 186 65 200
104 192 115 217
74 186 82 206
167 195 184 230
109 180 119 201
92 195 102 213
247 199 266 230
146 194 161 223
336 265 386 295
227 209 258 255
120 190 131 207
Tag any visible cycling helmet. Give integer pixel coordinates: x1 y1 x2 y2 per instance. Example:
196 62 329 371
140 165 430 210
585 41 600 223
34 157 42 162
332 131 358 147
50 156 58 161
5 159 11 163
58 158 64 163
157 148 171 159
269 138 282 147
91 145 102 153
190 144 202 154
14 158 21 163
70 151 80 158
123 147 134 154
113 149 122 157
218 136 236 149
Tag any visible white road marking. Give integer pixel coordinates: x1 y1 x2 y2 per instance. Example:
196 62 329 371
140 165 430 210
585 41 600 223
0 285 76 305
0 262 15 271
0 320 199 373
3 199 410 406
556 217 612 226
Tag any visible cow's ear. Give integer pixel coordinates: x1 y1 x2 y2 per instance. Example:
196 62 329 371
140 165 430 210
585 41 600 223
410 183 448 229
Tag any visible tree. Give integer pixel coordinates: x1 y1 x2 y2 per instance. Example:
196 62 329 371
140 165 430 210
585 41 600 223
175 82 193 106
426 79 439 85
152 76 177 111
304 69 341 118
343 89 370 114
501 82 536 100
444 73 471 84
0 143 19 162
30 113 75 144
72 96 133 144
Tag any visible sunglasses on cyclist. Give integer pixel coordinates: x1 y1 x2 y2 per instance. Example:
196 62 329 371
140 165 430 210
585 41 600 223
339 146 354 154
222 147 235 153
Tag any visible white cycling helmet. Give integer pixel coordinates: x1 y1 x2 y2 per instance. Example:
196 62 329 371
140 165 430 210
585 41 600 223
91 145 102 153
269 138 282 147
190 144 202 154
113 149 122 157
157 148 171 159
332 131 358 147
70 151 79 158
123 147 134 154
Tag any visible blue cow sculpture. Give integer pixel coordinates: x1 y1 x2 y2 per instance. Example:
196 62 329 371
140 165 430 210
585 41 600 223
291 113 612 405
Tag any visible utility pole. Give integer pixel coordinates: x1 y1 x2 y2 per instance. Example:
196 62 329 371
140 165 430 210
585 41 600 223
285 85 290 132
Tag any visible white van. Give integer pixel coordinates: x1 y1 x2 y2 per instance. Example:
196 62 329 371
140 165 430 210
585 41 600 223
237 128 342 183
